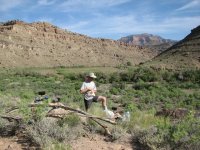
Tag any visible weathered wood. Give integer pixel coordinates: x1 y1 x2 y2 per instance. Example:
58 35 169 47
29 102 116 125
49 103 116 124
6 103 116 124
5 102 116 136
46 114 64 119
46 112 112 135
6 106 19 113
90 118 111 136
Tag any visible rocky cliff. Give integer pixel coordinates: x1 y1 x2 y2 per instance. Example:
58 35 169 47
146 25 200 69
119 33 176 54
0 20 156 68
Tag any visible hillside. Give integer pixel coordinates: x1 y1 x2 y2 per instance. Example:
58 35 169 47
0 20 156 68
119 33 176 53
146 25 200 69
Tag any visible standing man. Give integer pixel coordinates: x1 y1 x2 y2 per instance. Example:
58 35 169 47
80 72 108 112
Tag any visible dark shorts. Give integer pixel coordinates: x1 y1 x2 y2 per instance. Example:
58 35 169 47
84 96 99 111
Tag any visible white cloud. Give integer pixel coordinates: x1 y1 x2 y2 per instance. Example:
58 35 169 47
176 0 200 11
0 0 199 40
0 0 24 11
37 0 57 6
59 0 131 12
62 14 200 40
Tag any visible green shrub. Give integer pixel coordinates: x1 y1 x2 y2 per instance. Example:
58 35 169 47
133 81 152 90
125 110 169 132
161 70 176 82
110 87 120 95
15 70 42 78
95 72 109 83
119 72 133 82
110 125 127 141
0 118 19 136
86 118 101 133
132 67 159 82
181 70 200 82
18 98 49 122
64 73 82 81
109 82 126 95
109 72 120 83
177 82 200 89
126 61 132 66
58 113 81 127
136 126 170 150
18 99 33 122
125 103 138 112
135 112 200 150
19 90 35 99
45 143 72 150
111 82 126 90
169 112 200 146
27 118 82 147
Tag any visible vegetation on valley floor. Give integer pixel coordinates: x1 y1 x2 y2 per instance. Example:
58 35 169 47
0 66 200 149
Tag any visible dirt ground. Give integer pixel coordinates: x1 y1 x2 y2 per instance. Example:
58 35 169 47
0 137 22 150
0 133 133 150
70 134 133 150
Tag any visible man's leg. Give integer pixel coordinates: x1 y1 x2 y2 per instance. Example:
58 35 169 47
84 99 93 112
97 96 107 110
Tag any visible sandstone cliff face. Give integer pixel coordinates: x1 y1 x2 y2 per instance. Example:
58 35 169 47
0 20 156 68
146 25 200 69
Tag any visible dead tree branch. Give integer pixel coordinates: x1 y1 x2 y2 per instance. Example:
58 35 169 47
5 102 116 135
29 103 116 125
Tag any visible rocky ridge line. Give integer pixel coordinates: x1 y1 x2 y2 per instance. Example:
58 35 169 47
0 20 156 68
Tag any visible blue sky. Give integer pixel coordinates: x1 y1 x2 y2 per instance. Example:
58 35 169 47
0 0 200 40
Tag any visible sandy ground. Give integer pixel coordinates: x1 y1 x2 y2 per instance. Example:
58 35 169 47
0 134 133 150
70 134 133 150
0 137 22 150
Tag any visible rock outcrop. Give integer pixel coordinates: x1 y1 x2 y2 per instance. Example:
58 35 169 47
146 25 200 69
118 33 177 54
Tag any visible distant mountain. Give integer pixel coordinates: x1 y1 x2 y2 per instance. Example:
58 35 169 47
0 20 156 68
118 33 177 53
145 25 200 69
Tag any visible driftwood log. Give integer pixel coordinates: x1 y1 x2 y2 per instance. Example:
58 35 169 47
31 102 115 135
28 103 116 124
3 102 116 135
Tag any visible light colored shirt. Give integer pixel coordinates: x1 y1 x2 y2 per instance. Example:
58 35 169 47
81 81 97 100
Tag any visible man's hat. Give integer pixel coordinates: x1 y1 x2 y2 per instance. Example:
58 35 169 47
87 72 97 78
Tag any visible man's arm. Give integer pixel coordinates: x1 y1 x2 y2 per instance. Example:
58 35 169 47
80 87 97 94
80 87 94 94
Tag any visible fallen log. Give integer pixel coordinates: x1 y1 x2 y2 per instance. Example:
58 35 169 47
6 106 19 113
90 118 111 136
46 113 112 135
46 114 64 119
5 102 116 136
48 103 116 135
29 102 116 125
6 103 116 125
